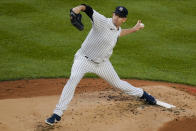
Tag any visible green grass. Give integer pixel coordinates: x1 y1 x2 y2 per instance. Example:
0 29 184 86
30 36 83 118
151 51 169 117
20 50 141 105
0 0 196 85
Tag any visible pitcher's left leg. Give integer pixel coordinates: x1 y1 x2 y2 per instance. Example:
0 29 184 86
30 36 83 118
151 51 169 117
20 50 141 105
96 61 156 104
95 61 143 97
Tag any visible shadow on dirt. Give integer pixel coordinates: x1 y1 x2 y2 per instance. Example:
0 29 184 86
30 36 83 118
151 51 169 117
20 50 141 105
35 122 62 131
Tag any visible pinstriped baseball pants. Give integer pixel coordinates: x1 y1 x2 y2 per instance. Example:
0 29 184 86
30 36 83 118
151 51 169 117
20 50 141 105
53 54 144 116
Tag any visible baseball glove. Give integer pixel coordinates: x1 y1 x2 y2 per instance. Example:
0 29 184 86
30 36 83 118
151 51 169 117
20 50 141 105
70 9 84 31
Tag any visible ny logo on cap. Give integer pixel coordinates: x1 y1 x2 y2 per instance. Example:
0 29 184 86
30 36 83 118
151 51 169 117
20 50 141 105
119 7 123 11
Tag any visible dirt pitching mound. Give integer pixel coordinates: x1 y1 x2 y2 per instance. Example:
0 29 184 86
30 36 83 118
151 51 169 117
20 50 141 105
0 78 196 131
158 117 196 131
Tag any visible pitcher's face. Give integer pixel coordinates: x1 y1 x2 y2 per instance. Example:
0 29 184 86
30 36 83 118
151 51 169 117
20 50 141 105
112 13 127 27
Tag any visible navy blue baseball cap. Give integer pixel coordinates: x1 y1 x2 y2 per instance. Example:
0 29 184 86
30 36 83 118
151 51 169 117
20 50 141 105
114 6 128 18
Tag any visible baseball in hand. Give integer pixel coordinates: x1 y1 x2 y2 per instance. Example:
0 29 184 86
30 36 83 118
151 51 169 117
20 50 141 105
140 23 144 27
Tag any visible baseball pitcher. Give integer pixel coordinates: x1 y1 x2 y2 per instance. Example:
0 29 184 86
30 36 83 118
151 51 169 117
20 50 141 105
45 4 156 125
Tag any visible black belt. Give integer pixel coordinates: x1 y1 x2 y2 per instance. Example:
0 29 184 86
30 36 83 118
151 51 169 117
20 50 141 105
84 56 99 64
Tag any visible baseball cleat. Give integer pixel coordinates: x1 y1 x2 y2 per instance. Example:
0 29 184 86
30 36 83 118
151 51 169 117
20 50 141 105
45 114 61 125
140 91 157 105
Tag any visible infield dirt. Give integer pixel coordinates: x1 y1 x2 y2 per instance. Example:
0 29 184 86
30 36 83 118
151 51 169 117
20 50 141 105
0 78 196 131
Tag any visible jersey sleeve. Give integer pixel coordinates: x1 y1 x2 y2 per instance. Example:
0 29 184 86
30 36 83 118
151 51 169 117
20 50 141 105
81 4 107 28
91 10 108 28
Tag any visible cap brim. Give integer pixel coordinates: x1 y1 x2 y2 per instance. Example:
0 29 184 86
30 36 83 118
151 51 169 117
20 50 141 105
114 12 127 18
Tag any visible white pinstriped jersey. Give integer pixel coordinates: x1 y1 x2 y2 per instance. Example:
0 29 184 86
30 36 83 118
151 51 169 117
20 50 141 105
76 10 121 63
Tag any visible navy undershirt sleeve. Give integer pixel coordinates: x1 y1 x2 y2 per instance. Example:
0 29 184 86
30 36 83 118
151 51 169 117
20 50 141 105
81 4 94 21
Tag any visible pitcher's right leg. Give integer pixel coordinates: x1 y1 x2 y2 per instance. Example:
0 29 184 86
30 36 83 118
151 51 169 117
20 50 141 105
45 71 84 125
45 55 89 125
53 72 84 116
